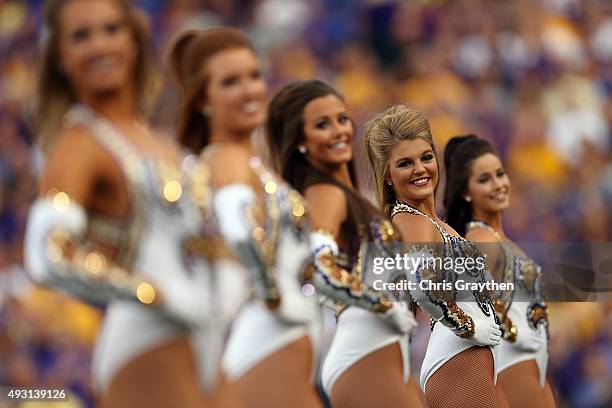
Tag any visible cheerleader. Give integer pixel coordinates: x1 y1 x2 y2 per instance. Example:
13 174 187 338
169 28 321 408
266 80 420 408
443 134 555 407
24 1 220 407
365 105 508 407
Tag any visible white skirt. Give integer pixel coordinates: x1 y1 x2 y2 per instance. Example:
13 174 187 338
496 302 549 387
321 307 410 396
420 301 499 392
222 301 320 381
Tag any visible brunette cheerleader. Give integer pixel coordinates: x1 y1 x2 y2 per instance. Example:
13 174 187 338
444 134 555 407
266 80 420 408
169 28 321 408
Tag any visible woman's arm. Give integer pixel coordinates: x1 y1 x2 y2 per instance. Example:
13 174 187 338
210 146 297 303
25 128 153 306
395 213 501 345
306 184 391 312
465 226 516 341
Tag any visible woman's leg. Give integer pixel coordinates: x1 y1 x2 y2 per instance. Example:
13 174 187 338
543 379 557 408
100 338 205 408
498 360 556 408
330 342 423 408
232 336 322 408
210 373 245 408
406 376 425 406
425 347 509 408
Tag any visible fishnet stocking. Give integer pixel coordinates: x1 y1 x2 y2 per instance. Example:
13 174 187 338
425 347 509 408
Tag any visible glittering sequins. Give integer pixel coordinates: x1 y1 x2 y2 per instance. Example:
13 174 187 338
44 196 156 306
466 220 548 337
312 225 393 313
493 299 517 343
392 202 495 337
238 156 313 301
447 300 476 339
527 302 548 330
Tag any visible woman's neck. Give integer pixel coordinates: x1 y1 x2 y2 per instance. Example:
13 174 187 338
472 207 504 235
399 195 436 219
209 129 255 155
312 161 354 189
79 86 140 126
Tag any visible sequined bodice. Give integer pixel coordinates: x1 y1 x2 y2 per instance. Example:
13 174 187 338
64 105 204 270
391 202 493 307
465 220 548 332
465 220 544 301
251 157 308 221
248 156 309 251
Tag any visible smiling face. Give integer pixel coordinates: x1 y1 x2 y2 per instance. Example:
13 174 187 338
467 152 510 213
388 138 439 203
300 94 353 170
58 0 137 99
204 48 267 137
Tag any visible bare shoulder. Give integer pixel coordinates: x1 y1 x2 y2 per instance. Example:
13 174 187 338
151 128 183 159
304 184 347 236
205 144 254 187
465 226 505 279
40 126 105 202
50 125 102 156
438 219 462 238
392 212 439 243
465 226 498 243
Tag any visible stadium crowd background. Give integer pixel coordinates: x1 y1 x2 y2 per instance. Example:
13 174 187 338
0 0 611 406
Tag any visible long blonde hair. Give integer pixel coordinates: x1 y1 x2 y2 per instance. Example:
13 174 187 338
364 105 440 215
33 0 155 153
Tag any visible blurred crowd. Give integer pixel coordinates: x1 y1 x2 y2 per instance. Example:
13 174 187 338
1 0 611 407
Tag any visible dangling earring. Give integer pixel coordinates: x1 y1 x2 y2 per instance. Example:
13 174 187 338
464 196 472 202
201 106 213 117
387 180 393 186
298 145 307 154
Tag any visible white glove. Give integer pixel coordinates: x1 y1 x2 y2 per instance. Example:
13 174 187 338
380 302 419 335
25 197 87 286
469 317 502 346
277 289 318 325
136 207 217 328
154 265 213 328
515 326 545 352
276 222 317 325
25 197 140 305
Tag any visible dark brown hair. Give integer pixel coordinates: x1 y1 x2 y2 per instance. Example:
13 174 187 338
33 0 155 153
443 134 497 236
169 27 254 154
267 79 379 254
266 79 357 189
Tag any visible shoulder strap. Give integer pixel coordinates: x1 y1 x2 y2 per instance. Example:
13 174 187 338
465 220 503 241
391 201 450 242
64 105 146 189
466 219 515 259
466 220 516 291
63 104 145 269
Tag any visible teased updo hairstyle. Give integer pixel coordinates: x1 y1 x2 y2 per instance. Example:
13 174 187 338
364 105 440 215
443 134 497 236
169 27 255 154
34 0 154 153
